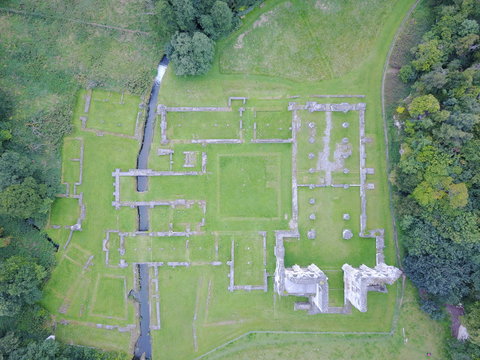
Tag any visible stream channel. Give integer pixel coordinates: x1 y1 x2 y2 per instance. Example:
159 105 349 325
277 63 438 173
133 55 169 360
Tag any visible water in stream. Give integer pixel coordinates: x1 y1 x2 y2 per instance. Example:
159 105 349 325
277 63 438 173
133 264 151 360
133 56 169 359
137 206 149 232
137 56 169 193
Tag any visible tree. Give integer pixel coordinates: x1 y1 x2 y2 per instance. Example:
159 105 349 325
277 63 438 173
226 0 257 10
201 1 233 39
0 177 49 218
399 64 416 83
418 67 448 93
393 0 480 334
412 39 444 72
449 113 478 132
459 19 479 37
10 339 64 360
152 0 241 76
455 33 479 56
193 0 217 14
169 32 215 76
6 339 129 360
0 89 13 150
408 94 440 118
0 256 47 316
464 302 480 345
420 299 444 320
446 338 480 360
0 151 35 191
153 0 179 40
448 182 469 208
0 129 12 149
0 333 20 359
0 227 12 248
412 180 446 207
431 209 479 243
404 249 474 303
171 0 196 32
433 123 472 147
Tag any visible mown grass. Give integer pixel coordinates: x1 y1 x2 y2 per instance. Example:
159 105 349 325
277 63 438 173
218 155 279 218
56 323 132 353
91 275 127 320
234 238 265 285
254 111 291 139
49 197 80 226
150 0 435 357
202 284 447 360
167 111 241 140
88 90 141 136
45 85 406 358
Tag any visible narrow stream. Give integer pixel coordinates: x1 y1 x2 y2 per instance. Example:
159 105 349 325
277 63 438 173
137 56 169 193
133 264 151 360
137 206 149 232
133 56 169 360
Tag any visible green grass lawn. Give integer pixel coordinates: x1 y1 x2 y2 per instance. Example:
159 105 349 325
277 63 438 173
167 111 240 140
218 154 280 218
149 206 171 232
234 234 265 285
330 111 361 184
60 138 83 186
56 323 132 353
49 197 80 226
63 138 82 159
91 275 127 320
87 90 141 136
41 0 447 358
254 111 292 140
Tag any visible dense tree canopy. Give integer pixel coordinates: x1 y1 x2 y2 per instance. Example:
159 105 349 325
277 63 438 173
0 177 50 219
0 335 128 360
168 32 215 75
0 256 47 317
0 151 34 191
393 0 479 357
201 1 234 39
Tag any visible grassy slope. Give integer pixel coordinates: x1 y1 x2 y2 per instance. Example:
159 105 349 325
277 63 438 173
0 0 160 160
0 8 159 110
